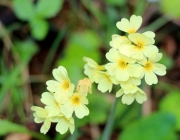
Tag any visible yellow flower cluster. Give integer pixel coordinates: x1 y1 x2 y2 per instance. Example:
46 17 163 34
84 15 166 105
31 66 91 134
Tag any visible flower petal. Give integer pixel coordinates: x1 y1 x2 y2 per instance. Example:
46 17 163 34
145 71 158 85
40 119 51 134
75 104 89 119
153 63 166 76
122 94 135 105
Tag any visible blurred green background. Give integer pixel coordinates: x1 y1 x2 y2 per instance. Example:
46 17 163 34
0 0 180 140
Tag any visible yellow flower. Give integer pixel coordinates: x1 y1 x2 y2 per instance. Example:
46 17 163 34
120 77 142 94
52 116 75 134
109 34 130 49
143 31 155 41
116 87 147 105
138 53 166 85
120 33 158 60
83 57 105 82
94 71 119 93
40 92 63 117
105 48 143 81
116 15 142 34
31 106 51 134
76 78 92 96
46 66 74 97
60 92 89 119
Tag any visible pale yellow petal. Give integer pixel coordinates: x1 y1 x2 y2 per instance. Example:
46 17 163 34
116 69 129 81
119 44 134 57
40 119 51 134
116 18 130 33
45 105 60 117
149 53 162 62
105 63 117 76
33 113 44 123
122 94 135 105
128 33 153 46
152 63 166 76
145 71 158 85
46 80 60 92
31 106 48 118
75 104 89 119
55 118 69 134
60 101 74 118
130 15 142 32
69 123 75 134
143 31 155 41
128 64 143 78
97 79 113 93
116 88 124 97
52 66 68 82
143 45 158 58
83 57 99 68
106 48 120 62
41 92 55 105
135 90 147 104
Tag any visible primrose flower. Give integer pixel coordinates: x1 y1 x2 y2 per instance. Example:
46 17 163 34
83 57 105 82
40 92 62 117
120 33 158 60
31 106 51 134
139 53 166 85
109 34 130 49
94 71 119 93
116 15 142 34
105 48 143 81
52 116 75 134
61 92 89 119
120 77 142 94
116 87 147 105
143 31 155 41
46 66 74 97
76 78 92 96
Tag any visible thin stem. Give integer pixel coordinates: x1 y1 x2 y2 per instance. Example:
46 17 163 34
101 97 118 140
68 115 78 140
43 27 66 73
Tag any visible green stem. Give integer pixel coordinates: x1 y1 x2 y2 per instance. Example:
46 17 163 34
68 115 78 140
43 27 66 73
140 16 168 32
101 97 118 140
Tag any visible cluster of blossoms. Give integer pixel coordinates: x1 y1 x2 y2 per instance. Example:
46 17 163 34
31 66 92 134
31 15 167 135
84 15 166 105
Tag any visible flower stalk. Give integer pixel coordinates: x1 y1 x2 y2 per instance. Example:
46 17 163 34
101 97 118 140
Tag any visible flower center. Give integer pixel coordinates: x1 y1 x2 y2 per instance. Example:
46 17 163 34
61 80 70 90
127 28 136 34
118 60 127 69
143 62 153 71
134 41 144 50
71 95 81 105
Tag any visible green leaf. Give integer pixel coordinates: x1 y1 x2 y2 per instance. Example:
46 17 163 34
0 120 28 135
119 112 177 140
0 120 49 140
13 40 38 63
30 18 49 40
115 102 140 128
105 0 126 6
77 91 110 127
12 0 35 21
160 0 180 18
159 90 180 130
57 30 101 84
159 50 173 70
35 0 64 18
